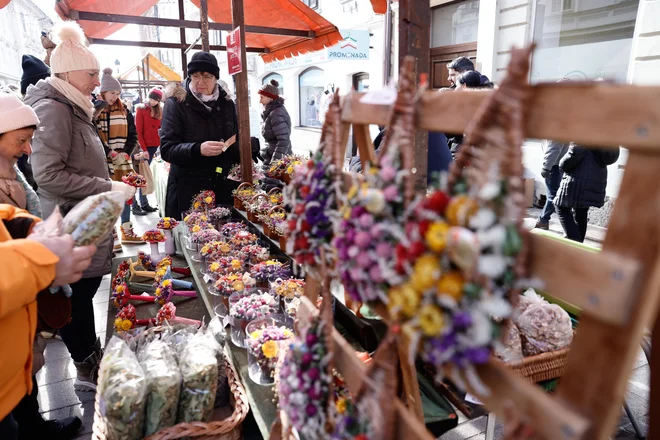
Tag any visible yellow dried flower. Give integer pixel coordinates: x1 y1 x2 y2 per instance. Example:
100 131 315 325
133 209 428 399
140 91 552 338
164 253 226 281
425 221 450 253
262 340 279 358
437 272 464 301
419 305 445 337
410 254 440 292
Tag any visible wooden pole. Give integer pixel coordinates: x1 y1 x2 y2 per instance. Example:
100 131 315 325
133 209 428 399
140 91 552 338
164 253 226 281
145 55 151 92
398 0 430 191
200 0 210 52
231 0 253 183
178 0 187 77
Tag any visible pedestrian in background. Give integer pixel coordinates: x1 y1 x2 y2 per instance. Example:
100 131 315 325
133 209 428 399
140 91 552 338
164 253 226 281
160 52 240 219
134 86 163 213
535 140 570 230
554 145 620 242
24 21 135 392
259 79 292 166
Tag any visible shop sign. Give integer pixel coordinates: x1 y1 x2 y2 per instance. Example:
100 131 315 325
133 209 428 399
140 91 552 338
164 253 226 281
227 27 242 75
327 29 370 60
263 29 369 71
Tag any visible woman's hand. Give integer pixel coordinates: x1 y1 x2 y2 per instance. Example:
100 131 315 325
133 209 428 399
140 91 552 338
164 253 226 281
28 234 96 287
200 141 227 157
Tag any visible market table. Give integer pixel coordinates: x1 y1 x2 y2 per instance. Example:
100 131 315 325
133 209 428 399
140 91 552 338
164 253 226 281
105 207 459 439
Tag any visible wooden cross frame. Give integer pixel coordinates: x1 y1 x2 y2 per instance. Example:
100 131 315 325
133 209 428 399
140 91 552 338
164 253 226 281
334 81 660 439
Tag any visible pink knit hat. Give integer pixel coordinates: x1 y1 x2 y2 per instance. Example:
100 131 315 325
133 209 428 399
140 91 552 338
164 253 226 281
0 93 40 135
50 21 100 74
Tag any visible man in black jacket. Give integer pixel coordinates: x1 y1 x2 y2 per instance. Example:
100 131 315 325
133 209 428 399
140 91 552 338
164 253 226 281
160 52 241 219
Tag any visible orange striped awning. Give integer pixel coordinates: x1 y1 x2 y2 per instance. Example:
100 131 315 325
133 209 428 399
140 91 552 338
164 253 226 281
48 0 341 63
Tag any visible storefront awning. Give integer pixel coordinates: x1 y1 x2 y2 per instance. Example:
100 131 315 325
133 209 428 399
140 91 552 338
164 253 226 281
48 0 341 63
0 0 11 9
118 53 182 82
370 0 388 14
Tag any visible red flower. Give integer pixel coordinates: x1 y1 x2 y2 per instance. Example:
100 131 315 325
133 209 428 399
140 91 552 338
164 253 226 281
295 236 309 250
354 435 369 440
300 186 310 197
288 219 297 231
395 243 407 262
409 241 426 258
427 191 450 214
418 220 431 238
300 220 311 232
295 204 305 215
307 160 315 169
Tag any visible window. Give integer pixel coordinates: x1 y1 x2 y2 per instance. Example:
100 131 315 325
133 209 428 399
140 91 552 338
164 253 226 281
299 67 324 128
431 0 480 48
531 0 640 83
263 73 284 96
302 0 318 9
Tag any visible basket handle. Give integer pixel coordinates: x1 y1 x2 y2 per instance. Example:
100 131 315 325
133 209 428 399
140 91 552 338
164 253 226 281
268 205 285 216
237 182 254 191
249 193 269 205
268 187 282 196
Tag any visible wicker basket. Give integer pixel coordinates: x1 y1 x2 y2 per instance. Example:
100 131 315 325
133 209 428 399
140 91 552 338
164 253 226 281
278 234 287 250
92 353 249 440
233 196 244 211
507 348 570 383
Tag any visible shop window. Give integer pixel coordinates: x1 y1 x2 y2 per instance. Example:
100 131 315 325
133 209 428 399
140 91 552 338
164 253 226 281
262 73 284 96
531 0 640 83
302 0 318 9
298 67 324 128
431 0 480 48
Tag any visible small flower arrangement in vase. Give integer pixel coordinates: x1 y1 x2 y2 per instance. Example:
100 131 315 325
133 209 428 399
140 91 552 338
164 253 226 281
220 221 248 239
212 272 256 299
239 244 270 266
246 316 293 385
121 172 146 205
190 229 222 261
228 289 278 347
209 256 244 278
191 190 215 212
250 260 292 287
270 278 305 310
156 217 179 255
229 230 259 251
208 206 232 227
142 229 167 262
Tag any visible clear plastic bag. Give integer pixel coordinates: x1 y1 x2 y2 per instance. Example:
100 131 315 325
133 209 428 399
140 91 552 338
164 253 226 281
138 339 182 436
494 321 523 362
98 336 147 440
177 330 220 423
517 301 573 356
514 288 547 325
208 316 230 408
62 191 124 246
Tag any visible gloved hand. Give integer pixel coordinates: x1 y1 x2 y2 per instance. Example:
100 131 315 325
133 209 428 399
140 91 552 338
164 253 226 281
540 168 550 179
111 181 137 201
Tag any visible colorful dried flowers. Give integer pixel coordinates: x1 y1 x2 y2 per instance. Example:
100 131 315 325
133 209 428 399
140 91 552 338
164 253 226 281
191 190 215 211
250 260 292 283
156 217 179 230
229 292 278 321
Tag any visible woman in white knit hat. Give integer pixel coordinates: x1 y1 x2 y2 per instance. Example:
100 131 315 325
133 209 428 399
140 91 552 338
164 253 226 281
24 21 136 393
96 68 145 245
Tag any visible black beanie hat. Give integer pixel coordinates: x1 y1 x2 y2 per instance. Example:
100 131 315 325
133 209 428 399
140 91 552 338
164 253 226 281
187 52 220 79
21 55 50 95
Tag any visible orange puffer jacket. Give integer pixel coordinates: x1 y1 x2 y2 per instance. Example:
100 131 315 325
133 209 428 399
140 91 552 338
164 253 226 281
0 205 58 421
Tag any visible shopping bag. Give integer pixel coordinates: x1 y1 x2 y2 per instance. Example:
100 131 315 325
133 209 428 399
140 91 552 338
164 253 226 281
139 159 155 195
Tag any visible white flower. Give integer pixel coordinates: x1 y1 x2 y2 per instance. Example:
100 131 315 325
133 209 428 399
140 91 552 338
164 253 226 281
477 254 507 278
479 181 501 200
477 224 506 249
363 189 386 214
469 209 496 230
467 311 492 346
479 296 512 319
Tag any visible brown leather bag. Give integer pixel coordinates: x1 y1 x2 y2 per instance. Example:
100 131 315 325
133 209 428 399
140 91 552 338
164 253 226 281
36 289 72 331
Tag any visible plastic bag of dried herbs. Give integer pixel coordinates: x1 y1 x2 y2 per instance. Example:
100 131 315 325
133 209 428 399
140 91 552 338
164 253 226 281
177 330 221 423
62 191 124 246
98 336 147 440
208 316 229 408
138 339 182 436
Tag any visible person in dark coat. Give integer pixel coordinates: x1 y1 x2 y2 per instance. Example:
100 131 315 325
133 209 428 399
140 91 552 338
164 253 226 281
535 140 570 230
554 145 620 242
160 52 241 219
258 79 292 166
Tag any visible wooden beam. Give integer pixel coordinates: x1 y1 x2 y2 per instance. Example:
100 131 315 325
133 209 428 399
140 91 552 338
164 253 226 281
231 0 253 185
88 38 268 53
298 298 435 440
200 0 210 52
557 153 660 439
178 0 187 78
529 233 643 326
341 83 660 151
69 10 314 38
398 0 430 190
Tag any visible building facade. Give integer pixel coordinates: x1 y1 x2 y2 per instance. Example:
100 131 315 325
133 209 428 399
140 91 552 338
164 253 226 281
0 0 53 88
430 0 659 225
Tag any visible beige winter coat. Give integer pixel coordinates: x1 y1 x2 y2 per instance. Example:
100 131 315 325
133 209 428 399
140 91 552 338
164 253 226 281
24 80 114 278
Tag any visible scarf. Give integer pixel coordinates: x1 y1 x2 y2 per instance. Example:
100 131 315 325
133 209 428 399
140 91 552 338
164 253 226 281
0 160 26 210
97 106 128 151
46 76 94 121
190 82 220 111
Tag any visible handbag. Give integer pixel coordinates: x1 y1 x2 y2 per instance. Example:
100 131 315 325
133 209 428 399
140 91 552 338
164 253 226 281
37 288 72 331
139 159 155 195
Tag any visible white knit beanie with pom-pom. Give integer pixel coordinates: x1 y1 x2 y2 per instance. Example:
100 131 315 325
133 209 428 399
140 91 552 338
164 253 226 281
50 21 100 74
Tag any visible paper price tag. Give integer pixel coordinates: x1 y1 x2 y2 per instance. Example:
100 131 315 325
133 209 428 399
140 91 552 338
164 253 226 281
215 167 223 174
203 274 213 283
225 134 236 147
465 393 483 405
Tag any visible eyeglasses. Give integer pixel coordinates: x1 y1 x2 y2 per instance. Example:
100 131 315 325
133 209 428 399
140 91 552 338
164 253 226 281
191 74 215 83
